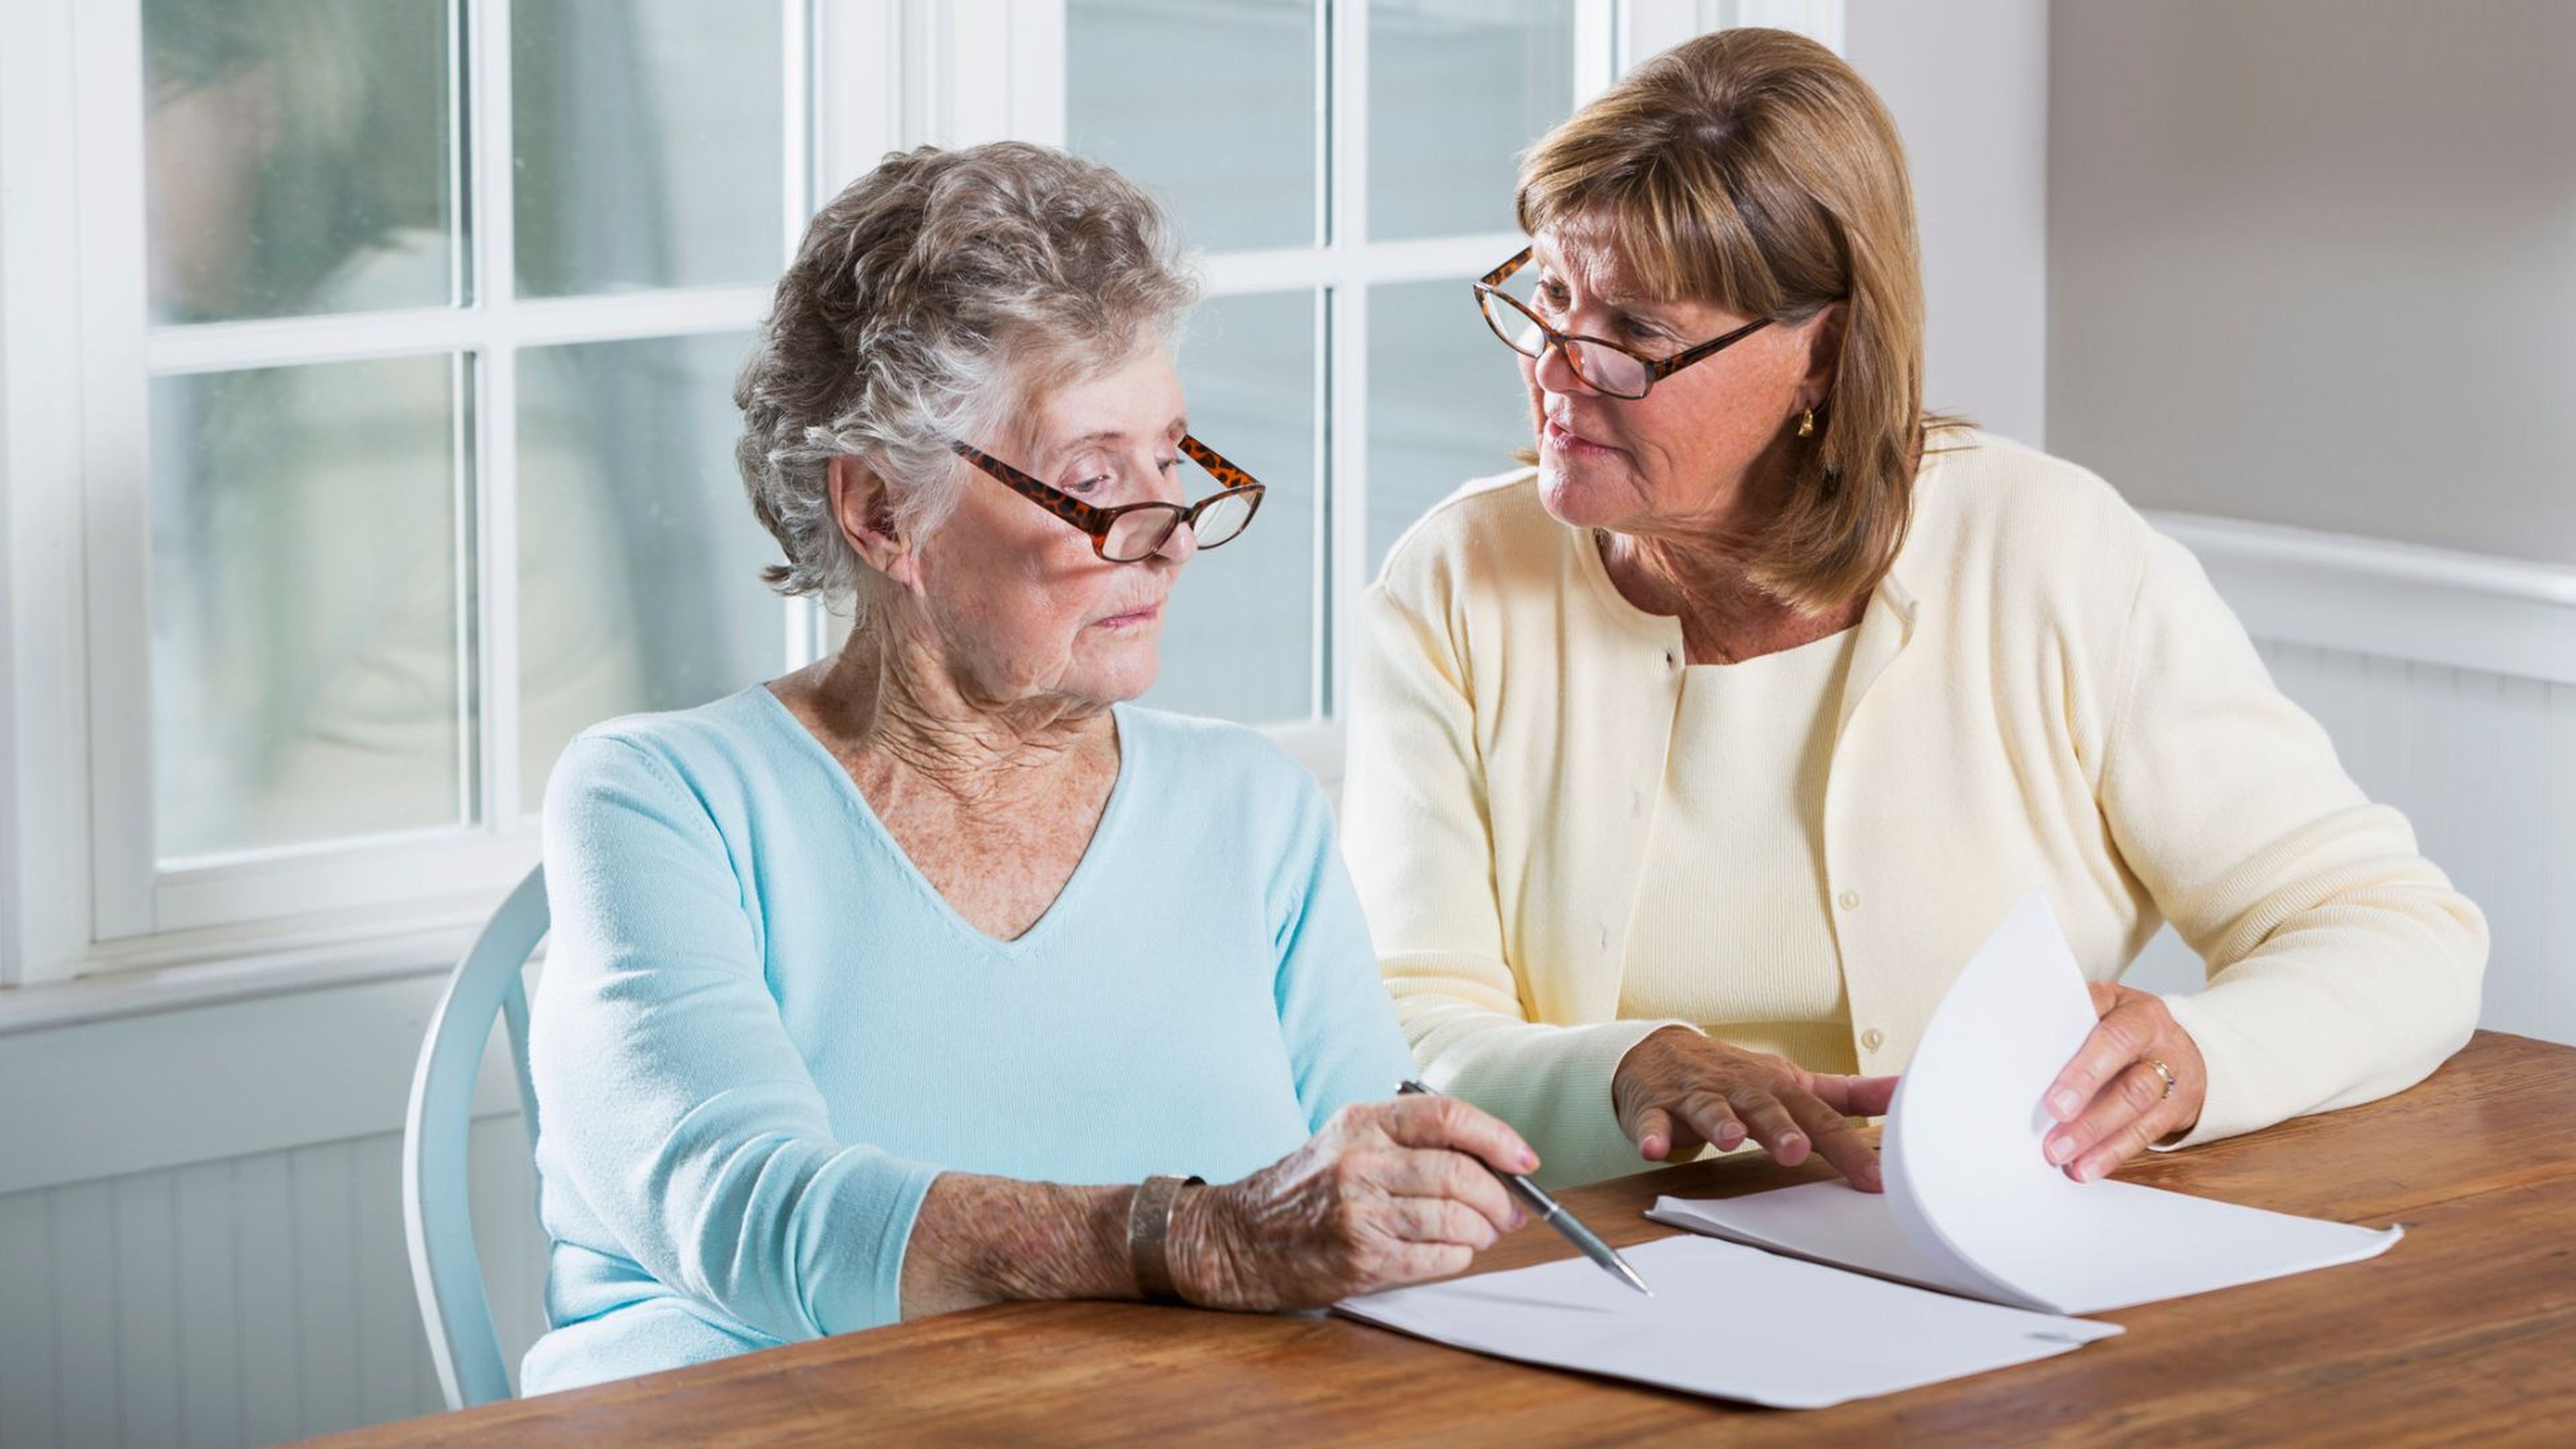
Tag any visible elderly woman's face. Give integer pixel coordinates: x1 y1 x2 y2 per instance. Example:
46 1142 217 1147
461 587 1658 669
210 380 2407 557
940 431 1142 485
912 343 1196 710
1520 231 1832 535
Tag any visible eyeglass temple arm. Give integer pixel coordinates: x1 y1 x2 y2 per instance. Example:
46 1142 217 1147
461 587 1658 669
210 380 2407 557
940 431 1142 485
947 438 1114 534
1177 434 1260 492
1479 247 1534 289
1645 315 1775 382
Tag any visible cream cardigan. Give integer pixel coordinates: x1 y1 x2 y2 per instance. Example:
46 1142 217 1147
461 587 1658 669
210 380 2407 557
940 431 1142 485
1342 431 2488 1188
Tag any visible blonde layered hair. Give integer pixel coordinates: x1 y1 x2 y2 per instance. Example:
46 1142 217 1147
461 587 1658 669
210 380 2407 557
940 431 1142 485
1517 28 1939 610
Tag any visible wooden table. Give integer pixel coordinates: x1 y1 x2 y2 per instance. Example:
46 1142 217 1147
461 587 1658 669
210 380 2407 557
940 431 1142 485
317 1032 2576 1446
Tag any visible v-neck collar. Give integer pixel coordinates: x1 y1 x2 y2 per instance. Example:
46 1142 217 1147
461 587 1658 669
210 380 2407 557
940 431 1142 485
746 685 1140 959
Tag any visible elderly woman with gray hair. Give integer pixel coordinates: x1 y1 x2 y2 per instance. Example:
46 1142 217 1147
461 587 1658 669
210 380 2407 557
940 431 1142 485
519 143 1531 1394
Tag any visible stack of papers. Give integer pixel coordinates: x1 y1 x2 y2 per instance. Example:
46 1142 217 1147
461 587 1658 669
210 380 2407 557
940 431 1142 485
1337 1233 2120 1410
1339 891 2404 1407
1650 890 2401 1315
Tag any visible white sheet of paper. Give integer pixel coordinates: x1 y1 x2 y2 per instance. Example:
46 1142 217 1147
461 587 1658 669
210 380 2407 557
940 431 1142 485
1646 1181 1994 1299
1661 890 2404 1316
1654 1180 2400 1316
1884 890 2402 1311
1336 1234 2121 1411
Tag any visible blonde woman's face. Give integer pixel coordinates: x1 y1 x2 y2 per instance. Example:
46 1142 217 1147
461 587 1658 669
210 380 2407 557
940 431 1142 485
913 343 1197 711
1520 232 1828 538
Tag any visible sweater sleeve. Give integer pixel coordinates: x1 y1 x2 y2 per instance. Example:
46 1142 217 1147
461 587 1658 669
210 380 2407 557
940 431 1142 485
2096 533 2489 1148
1342 574 1690 1188
530 734 941 1341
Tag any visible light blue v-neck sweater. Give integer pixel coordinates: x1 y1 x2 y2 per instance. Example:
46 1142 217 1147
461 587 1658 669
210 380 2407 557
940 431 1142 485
519 687 1410 1395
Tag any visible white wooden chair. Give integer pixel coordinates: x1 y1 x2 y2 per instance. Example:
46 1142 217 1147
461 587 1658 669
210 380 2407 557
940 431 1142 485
401 866 548 1410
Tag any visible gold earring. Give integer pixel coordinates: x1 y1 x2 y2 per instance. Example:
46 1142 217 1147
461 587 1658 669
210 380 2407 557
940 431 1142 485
1797 408 1816 439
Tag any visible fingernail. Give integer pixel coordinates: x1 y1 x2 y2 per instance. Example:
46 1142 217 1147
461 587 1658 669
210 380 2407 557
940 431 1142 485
1521 1151 1540 1173
2045 1136 2075 1165
2076 1159 2103 1183
2049 1089 2080 1118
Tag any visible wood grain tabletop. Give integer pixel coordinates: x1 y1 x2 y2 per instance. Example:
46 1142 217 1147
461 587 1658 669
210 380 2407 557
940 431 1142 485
307 1031 2576 1447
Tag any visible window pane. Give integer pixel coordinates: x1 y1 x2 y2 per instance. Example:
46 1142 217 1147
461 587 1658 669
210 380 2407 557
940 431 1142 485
1366 279 1533 574
142 0 460 324
1067 0 1319 253
512 1 786 297
517 333 785 810
1367 0 1573 241
1142 291 1319 723
150 358 466 859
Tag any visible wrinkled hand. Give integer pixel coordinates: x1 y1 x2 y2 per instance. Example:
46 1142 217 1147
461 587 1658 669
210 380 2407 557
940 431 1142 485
1611 1027 1898 1191
2040 981 2209 1181
1171 1094 1534 1309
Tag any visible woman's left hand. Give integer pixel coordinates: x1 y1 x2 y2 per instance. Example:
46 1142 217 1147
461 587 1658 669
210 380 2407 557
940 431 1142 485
2039 981 2208 1181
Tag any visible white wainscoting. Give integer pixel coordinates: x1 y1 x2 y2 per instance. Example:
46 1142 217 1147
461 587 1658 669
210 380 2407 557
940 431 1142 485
0 1118 544 1448
0 970 547 1449
0 511 2567 1448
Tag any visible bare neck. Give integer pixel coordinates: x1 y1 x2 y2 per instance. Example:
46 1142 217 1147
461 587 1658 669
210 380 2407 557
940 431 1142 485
1596 508 1865 666
770 622 1114 819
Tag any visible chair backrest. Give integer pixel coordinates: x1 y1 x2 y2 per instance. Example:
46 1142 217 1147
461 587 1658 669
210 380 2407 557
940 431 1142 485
403 865 549 1411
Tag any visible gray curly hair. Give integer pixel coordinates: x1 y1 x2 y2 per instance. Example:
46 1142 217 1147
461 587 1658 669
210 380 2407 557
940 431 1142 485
735 142 1198 609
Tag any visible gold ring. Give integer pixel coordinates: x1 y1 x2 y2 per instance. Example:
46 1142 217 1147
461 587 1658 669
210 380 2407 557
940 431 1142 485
2143 1057 2176 1099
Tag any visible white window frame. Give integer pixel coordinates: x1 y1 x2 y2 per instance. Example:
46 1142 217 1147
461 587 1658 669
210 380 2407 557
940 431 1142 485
1004 0 1840 775
0 0 892 993
0 0 1836 1004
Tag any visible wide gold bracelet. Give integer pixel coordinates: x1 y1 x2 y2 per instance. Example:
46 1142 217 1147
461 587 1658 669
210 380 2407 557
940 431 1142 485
1127 1173 1205 1303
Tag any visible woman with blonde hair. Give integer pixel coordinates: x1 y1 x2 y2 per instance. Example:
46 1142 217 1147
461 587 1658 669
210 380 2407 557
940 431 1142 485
1342 28 2485 1191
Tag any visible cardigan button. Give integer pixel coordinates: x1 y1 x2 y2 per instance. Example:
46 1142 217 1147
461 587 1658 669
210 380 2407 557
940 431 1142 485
1837 890 1860 912
1861 1027 1886 1052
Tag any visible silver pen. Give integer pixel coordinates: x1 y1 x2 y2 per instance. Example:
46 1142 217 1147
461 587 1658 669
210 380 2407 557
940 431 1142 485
1398 1079 1653 1296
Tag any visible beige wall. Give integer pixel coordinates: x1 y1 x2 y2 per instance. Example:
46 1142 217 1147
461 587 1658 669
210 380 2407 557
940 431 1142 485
1845 0 2051 449
2049 0 2576 564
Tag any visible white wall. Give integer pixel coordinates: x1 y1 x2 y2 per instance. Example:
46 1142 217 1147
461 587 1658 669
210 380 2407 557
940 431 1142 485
2049 0 2576 564
2045 0 2576 1017
1843 0 2051 447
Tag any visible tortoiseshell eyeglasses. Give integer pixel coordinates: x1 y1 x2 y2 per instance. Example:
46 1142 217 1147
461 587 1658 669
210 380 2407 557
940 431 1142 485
1472 246 1772 400
947 433 1267 564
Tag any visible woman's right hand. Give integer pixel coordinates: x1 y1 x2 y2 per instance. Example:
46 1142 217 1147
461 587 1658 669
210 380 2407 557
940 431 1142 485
1611 1026 1897 1191
1171 1094 1536 1309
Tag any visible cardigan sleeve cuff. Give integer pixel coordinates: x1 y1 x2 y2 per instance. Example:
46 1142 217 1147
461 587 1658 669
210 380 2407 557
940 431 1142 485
1422 1016 1699 1189
2146 991 2259 1151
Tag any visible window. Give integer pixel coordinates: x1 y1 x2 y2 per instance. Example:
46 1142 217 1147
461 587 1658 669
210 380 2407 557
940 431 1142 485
0 0 1837 992
1063 0 1589 735
1057 0 1842 739
125 0 809 930
5 0 845 987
